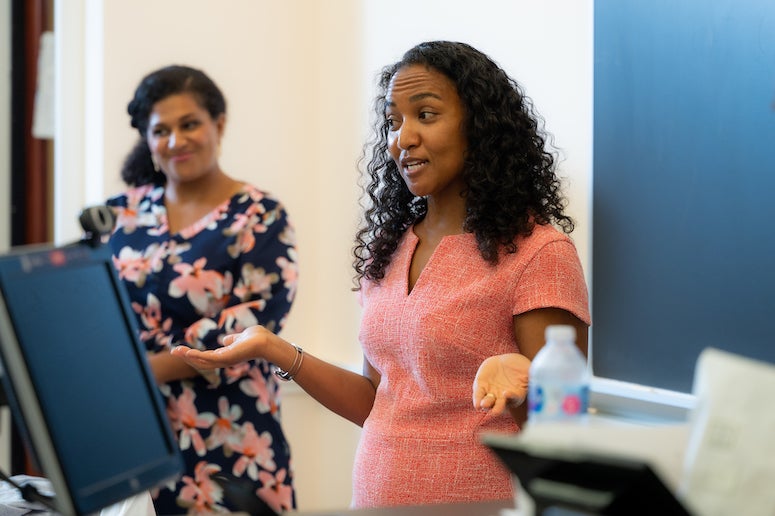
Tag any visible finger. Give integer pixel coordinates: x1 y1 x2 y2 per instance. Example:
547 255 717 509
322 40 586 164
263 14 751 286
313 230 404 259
478 392 497 410
172 347 222 368
169 346 188 357
505 393 526 407
472 384 487 407
500 389 527 407
490 395 508 416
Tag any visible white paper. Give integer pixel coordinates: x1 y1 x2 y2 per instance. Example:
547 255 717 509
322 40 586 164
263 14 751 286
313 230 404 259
679 347 775 516
517 419 691 493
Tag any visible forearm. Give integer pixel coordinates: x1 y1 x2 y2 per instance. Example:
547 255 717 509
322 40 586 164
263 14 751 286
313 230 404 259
270 341 376 427
147 351 199 384
171 326 377 424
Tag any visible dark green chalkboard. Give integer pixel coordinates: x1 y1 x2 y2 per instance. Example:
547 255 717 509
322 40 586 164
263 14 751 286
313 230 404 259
592 0 775 393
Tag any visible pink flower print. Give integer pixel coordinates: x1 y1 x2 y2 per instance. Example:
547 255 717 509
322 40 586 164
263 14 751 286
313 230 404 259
133 293 173 347
245 187 266 204
146 201 171 237
233 264 278 301
147 185 164 202
224 362 252 384
168 258 229 315
184 318 218 348
113 247 153 287
239 366 274 414
113 206 139 235
257 468 293 514
177 461 224 514
277 252 299 302
227 220 257 258
113 185 154 234
183 318 221 388
278 224 295 247
228 210 253 235
168 387 216 456
257 205 278 230
206 396 243 451
143 241 169 272
179 201 229 239
229 203 275 251
164 240 192 265
217 301 264 334
230 422 276 480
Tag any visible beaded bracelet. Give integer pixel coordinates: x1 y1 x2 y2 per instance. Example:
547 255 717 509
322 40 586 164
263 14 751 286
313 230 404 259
273 343 303 382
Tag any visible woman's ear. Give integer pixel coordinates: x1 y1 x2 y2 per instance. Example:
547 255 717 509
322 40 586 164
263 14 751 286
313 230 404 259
216 113 226 138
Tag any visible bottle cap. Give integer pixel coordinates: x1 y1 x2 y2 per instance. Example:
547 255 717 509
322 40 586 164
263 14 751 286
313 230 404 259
545 324 576 342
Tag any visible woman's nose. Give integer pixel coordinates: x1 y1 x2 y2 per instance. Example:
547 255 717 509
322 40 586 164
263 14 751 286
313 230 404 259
397 122 419 150
167 130 181 149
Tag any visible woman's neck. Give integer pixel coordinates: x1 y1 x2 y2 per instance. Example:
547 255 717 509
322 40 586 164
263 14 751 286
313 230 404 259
418 194 467 237
164 169 239 206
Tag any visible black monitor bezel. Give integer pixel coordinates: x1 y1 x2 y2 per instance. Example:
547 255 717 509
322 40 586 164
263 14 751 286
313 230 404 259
0 242 182 515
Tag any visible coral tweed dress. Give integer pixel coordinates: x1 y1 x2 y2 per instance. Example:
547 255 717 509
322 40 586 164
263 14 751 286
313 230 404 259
354 224 590 508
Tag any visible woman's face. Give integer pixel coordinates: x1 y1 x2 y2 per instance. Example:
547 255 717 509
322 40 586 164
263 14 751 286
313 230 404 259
145 93 224 185
385 64 468 200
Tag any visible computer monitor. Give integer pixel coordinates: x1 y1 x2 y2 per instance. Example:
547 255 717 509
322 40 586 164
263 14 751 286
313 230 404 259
0 241 183 515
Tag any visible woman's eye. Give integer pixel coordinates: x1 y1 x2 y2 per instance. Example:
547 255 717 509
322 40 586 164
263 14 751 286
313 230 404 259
419 110 435 121
182 120 200 130
151 128 168 137
385 116 400 130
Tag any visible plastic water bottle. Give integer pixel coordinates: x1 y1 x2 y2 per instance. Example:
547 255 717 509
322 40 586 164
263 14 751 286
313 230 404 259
527 324 589 422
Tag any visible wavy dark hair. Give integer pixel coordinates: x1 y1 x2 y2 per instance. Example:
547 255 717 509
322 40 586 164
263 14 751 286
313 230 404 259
121 65 227 187
353 41 574 287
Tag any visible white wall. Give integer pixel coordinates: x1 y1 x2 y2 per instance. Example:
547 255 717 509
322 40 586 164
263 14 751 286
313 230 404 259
54 0 594 511
361 0 594 284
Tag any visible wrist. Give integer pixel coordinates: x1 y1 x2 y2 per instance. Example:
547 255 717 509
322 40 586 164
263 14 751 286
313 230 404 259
273 343 304 382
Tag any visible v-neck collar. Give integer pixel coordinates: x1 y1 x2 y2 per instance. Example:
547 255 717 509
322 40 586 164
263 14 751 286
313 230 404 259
404 227 470 296
156 185 245 239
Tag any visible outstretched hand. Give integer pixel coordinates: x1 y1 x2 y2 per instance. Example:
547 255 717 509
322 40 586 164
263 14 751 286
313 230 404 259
171 325 275 370
472 353 531 416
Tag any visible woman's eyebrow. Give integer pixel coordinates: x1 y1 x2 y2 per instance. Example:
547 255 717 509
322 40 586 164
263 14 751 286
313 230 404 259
408 92 442 103
385 91 442 108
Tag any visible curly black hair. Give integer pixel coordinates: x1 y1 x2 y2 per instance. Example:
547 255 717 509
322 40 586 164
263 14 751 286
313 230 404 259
352 41 574 287
121 65 227 187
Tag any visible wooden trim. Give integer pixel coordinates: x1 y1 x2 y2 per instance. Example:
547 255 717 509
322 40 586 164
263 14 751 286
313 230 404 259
21 0 52 244
9 0 52 476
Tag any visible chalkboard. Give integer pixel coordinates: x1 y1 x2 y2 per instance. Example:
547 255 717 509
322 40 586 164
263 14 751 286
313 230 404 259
592 0 775 393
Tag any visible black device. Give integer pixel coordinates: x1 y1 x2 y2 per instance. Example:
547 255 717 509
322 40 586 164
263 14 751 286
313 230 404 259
0 239 183 515
482 433 692 516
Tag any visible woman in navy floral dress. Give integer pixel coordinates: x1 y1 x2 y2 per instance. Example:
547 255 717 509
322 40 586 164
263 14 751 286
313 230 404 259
106 65 298 514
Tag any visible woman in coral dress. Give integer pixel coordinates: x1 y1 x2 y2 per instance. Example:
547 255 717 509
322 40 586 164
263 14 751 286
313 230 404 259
174 41 590 509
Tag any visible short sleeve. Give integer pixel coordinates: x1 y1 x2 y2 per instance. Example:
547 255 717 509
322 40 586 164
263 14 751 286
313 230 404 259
512 239 591 324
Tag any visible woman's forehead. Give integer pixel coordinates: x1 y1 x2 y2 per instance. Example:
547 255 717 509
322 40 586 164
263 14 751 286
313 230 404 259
386 64 458 104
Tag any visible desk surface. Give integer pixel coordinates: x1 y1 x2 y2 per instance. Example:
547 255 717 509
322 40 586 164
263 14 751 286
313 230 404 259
296 499 514 516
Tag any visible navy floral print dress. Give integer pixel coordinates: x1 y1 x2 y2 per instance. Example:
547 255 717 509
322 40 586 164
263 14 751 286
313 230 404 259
106 183 298 515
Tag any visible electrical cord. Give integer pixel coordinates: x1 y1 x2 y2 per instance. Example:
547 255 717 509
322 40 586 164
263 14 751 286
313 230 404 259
0 468 58 511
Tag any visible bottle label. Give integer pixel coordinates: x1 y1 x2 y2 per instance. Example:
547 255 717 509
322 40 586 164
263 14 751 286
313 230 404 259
528 383 589 420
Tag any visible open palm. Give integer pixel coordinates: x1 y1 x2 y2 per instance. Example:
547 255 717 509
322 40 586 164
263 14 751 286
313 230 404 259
472 353 532 415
